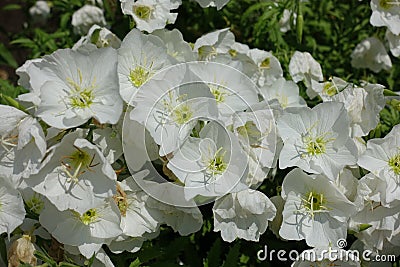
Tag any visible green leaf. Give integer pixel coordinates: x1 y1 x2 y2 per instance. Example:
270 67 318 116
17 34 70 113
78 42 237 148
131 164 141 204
383 89 399 97
129 258 142 267
0 235 7 266
0 43 17 68
205 238 222 267
222 242 241 267
2 4 21 10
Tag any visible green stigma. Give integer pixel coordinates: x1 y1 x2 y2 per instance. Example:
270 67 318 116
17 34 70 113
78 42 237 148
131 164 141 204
67 69 95 109
260 57 270 69
209 84 229 103
301 191 329 219
388 153 400 175
69 148 93 170
322 82 338 97
129 66 151 87
26 194 44 214
171 104 193 125
80 209 99 225
207 147 228 176
133 5 153 20
228 49 237 57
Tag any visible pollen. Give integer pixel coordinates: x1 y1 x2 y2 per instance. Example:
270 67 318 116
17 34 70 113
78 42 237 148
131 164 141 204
171 104 193 125
79 208 99 225
129 65 152 87
388 153 400 175
209 84 229 103
322 82 338 97
260 57 271 69
206 147 228 176
300 190 329 219
379 0 400 9
67 69 95 109
306 137 327 156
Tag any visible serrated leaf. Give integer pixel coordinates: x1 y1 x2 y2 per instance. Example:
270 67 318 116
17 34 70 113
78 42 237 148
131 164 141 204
205 238 222 267
222 242 241 267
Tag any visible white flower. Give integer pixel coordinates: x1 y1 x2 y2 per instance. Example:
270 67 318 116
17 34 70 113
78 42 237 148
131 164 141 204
113 173 159 237
39 199 122 259
16 58 45 107
311 76 352 101
0 105 46 182
289 51 323 99
121 0 180 33
277 102 357 180
29 0 50 23
370 0 400 35
35 47 122 129
123 111 159 172
358 124 400 197
329 84 385 137
92 127 123 164
194 28 235 60
146 196 203 235
73 25 121 50
385 30 400 57
117 28 173 103
188 61 260 121
260 77 306 109
25 131 117 214
0 176 25 237
350 37 392 73
279 9 295 33
213 189 276 242
247 48 283 87
193 0 230 10
130 64 218 156
153 29 196 62
72 5 106 35
167 121 248 200
279 168 357 247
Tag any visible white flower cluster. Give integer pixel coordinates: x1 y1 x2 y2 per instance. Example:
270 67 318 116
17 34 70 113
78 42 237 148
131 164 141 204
1 1 400 266
350 0 400 72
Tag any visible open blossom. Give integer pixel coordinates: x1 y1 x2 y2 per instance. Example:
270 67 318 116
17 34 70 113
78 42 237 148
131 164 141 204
0 176 26 237
194 28 235 60
118 28 173 103
25 131 117 214
121 0 180 33
350 37 392 73
277 102 357 180
73 24 121 50
358 124 400 197
35 47 122 129
279 168 357 247
370 0 400 35
39 199 122 258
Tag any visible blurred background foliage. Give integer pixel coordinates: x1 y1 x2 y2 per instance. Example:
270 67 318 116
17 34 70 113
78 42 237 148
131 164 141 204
0 0 400 266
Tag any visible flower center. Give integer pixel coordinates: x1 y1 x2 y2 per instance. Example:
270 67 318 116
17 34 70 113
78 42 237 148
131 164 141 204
206 147 228 176
306 137 327 156
209 84 229 103
129 65 152 87
133 5 153 20
388 153 400 175
379 0 400 9
79 208 99 225
113 184 128 216
322 82 338 97
260 57 270 69
300 191 329 219
25 193 44 214
171 104 193 125
67 69 95 109
60 147 98 184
